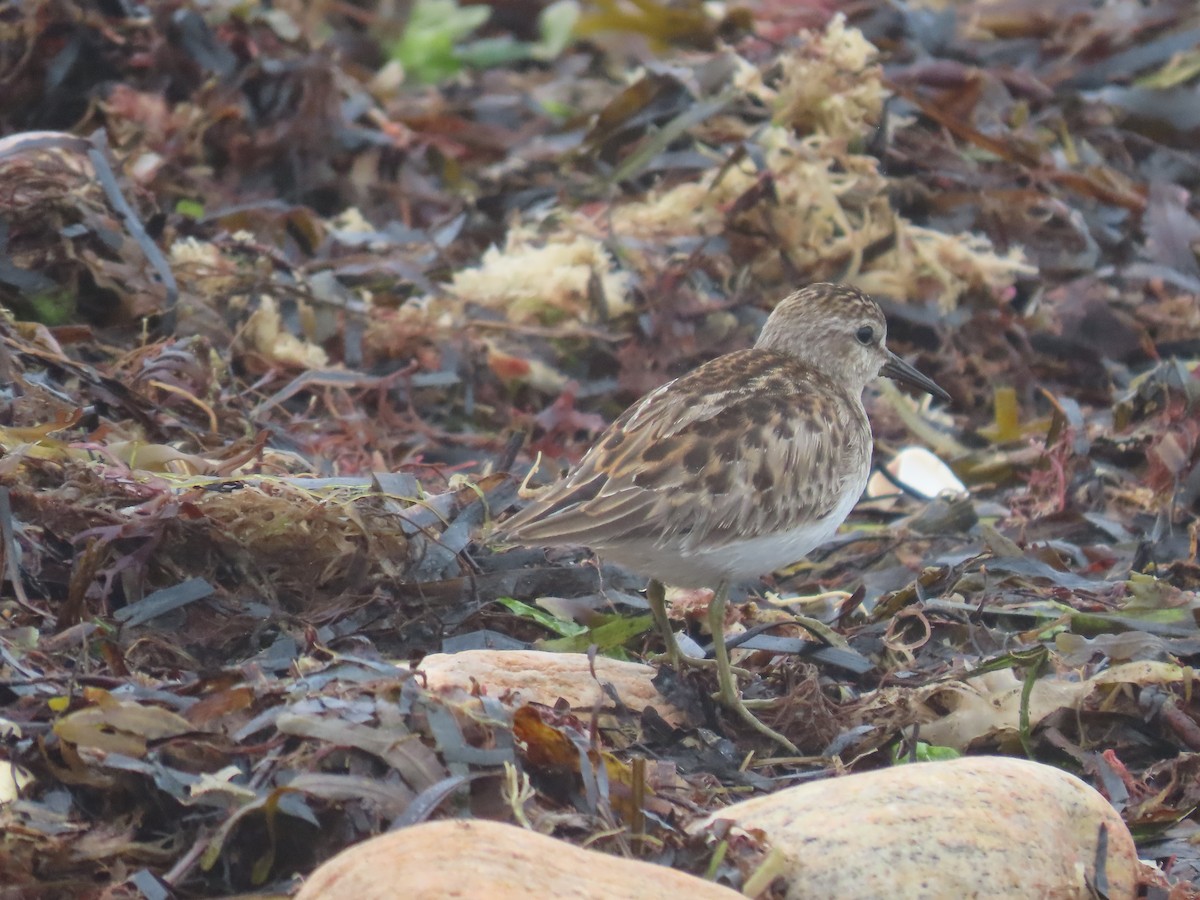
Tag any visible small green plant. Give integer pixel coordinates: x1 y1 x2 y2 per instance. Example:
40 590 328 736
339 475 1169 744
390 0 578 84
20 289 76 326
175 198 206 220
891 740 961 764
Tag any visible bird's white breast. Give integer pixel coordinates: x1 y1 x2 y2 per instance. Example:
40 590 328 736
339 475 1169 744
597 475 866 588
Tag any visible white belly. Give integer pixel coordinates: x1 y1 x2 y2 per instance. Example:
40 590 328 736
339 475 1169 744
599 484 864 588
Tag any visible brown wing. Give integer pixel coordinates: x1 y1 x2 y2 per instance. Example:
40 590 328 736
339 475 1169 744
499 350 871 551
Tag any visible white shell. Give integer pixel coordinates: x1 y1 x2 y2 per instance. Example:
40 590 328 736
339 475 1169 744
867 446 965 500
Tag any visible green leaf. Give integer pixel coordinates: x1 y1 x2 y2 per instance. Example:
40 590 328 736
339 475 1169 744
388 0 577 84
24 289 76 326
175 198 206 219
496 596 586 638
390 0 491 84
537 613 654 654
892 741 961 764
532 0 580 61
457 36 530 69
1136 48 1200 89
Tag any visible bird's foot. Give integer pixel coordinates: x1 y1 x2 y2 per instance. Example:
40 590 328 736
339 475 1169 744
646 643 697 668
713 665 798 754
647 642 752 678
707 582 797 754
737 697 777 710
646 579 749 676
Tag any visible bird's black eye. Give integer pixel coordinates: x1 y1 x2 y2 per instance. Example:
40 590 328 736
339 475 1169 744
856 325 875 345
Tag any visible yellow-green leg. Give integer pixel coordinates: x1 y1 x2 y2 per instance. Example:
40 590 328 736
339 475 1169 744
646 580 749 676
708 580 799 754
646 579 682 668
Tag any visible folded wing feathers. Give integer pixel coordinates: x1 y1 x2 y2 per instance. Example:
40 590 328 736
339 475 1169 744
498 353 870 552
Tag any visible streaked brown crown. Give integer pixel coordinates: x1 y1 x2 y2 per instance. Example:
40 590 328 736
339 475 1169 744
755 282 889 393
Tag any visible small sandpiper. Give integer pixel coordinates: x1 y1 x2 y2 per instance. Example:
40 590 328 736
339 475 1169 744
498 283 949 752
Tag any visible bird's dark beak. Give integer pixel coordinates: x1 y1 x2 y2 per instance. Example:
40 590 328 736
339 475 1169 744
881 351 951 402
